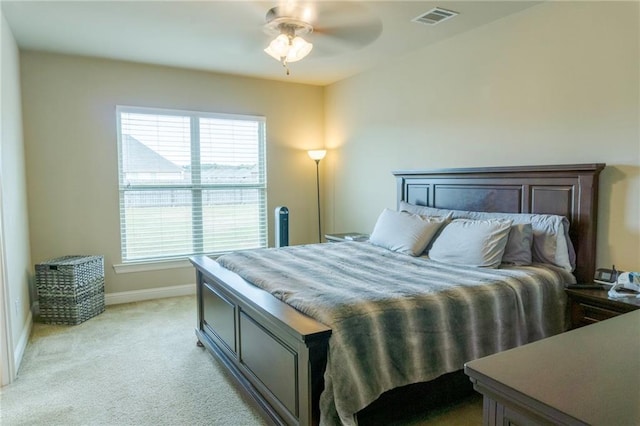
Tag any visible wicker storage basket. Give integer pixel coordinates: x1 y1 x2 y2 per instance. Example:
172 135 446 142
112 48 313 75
35 255 105 325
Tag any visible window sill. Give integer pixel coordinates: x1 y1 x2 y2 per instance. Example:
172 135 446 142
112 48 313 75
113 258 205 274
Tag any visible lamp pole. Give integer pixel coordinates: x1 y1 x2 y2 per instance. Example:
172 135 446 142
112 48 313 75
314 158 321 243
307 150 326 243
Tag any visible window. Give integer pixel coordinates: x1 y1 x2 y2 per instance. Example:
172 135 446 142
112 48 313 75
116 106 267 262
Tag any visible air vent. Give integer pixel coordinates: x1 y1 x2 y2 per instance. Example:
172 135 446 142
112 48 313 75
412 7 459 25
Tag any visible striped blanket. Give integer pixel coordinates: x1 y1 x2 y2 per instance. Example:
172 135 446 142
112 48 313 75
217 242 575 425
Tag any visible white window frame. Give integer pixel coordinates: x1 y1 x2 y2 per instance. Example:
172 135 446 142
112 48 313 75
115 106 267 266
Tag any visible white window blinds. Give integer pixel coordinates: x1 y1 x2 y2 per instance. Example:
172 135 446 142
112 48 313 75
116 106 267 262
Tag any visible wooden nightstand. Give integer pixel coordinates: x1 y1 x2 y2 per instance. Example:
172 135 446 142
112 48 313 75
565 285 640 328
324 233 369 243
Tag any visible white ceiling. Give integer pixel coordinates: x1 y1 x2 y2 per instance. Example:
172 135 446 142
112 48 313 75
1 1 540 86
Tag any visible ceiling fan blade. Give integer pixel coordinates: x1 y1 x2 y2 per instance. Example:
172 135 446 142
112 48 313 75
315 2 380 27
308 1 382 56
313 20 382 51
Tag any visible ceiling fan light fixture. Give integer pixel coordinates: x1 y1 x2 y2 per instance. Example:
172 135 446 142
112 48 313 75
264 33 313 63
263 6 314 75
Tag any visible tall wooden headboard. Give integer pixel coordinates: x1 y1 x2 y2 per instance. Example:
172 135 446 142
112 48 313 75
393 164 605 283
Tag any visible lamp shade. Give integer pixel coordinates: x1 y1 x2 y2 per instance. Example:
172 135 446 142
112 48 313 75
264 34 290 60
307 149 326 161
286 37 313 63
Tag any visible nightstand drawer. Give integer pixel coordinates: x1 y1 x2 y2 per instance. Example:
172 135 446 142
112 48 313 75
579 303 620 324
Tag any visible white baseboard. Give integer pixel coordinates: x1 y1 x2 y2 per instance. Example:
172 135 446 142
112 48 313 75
13 309 32 373
105 283 196 306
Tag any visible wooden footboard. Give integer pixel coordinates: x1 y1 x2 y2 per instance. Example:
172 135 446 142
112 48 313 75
191 255 331 426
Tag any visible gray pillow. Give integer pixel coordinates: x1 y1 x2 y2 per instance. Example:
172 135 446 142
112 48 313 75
369 209 447 256
400 202 573 271
502 223 533 266
428 219 513 268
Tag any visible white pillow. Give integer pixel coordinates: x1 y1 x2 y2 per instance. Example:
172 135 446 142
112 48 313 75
400 202 574 271
428 219 513 268
369 209 446 256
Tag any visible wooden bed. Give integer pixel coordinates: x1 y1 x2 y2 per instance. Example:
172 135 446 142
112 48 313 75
191 163 605 426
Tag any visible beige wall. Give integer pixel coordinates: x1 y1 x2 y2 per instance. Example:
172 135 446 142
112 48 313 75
15 1 640 301
1 11 32 382
325 1 640 272
20 53 324 294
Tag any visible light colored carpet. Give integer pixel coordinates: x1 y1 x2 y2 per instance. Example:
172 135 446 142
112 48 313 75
0 296 482 425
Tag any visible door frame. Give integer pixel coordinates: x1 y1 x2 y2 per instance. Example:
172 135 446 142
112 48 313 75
0 169 16 386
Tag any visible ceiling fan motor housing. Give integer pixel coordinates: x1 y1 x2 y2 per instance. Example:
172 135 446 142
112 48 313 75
264 6 313 37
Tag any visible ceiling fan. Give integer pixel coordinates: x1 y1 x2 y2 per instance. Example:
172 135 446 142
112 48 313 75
260 2 382 75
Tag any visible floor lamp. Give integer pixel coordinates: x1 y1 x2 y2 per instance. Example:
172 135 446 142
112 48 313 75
308 150 326 243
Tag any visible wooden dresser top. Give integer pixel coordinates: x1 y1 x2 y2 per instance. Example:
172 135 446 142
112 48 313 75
465 310 640 425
